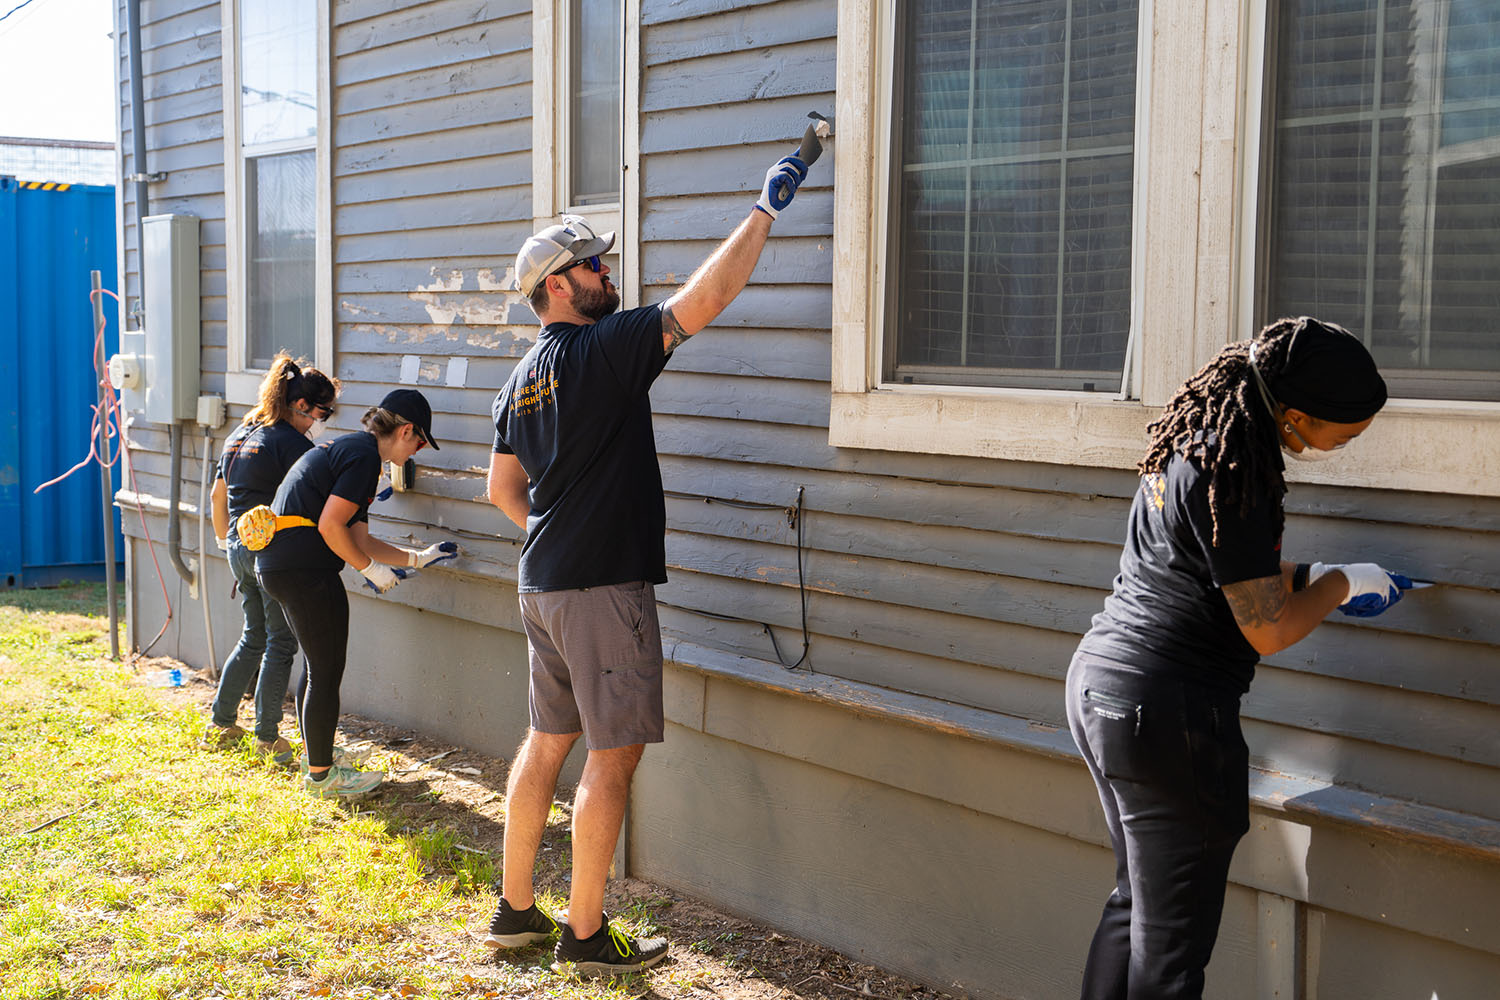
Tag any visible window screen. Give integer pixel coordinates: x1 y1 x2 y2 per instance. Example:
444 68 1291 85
1267 0 1500 401
889 0 1139 391
246 150 315 369
569 0 622 207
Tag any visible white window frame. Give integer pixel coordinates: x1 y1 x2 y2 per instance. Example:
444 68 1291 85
220 0 333 407
832 0 1500 497
531 0 641 308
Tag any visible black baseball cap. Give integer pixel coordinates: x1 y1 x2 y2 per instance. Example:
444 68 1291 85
379 388 440 450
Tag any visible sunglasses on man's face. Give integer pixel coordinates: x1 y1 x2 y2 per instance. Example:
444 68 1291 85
555 255 602 276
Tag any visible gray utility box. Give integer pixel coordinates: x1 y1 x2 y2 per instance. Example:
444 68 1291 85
134 213 200 423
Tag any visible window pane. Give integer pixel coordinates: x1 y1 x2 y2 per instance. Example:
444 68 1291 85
1268 0 1500 400
246 151 315 369
241 0 316 145
891 0 1138 390
570 0 621 207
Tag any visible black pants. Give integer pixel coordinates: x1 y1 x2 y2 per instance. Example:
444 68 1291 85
1065 650 1251 1000
257 568 349 770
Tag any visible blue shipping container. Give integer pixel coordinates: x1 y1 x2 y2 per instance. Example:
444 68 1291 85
0 177 124 588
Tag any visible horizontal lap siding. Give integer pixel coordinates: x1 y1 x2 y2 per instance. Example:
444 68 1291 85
331 0 534 569
636 0 1500 823
117 0 227 429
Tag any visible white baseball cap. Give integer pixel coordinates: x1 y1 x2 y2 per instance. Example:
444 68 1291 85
514 214 616 297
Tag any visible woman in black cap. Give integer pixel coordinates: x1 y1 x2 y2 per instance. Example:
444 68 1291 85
255 388 455 800
1066 316 1407 999
206 354 340 760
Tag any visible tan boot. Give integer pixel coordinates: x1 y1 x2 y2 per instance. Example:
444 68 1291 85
203 721 247 748
254 736 296 766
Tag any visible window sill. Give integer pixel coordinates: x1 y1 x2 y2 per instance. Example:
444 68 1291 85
830 386 1500 497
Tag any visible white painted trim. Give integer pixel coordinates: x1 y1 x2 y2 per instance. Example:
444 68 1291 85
221 0 331 407
221 0 243 383
620 0 641 309
112 0 128 339
530 0 557 223
315 0 333 377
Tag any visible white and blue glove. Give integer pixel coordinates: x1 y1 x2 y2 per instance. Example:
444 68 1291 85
407 541 458 569
1309 561 1411 618
359 561 406 594
754 155 808 220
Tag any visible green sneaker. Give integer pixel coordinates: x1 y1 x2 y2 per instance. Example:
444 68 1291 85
298 744 376 774
302 764 383 802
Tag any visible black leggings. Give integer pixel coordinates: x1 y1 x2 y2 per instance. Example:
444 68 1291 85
257 568 349 770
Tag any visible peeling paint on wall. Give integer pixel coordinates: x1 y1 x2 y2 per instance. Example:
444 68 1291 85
409 264 527 326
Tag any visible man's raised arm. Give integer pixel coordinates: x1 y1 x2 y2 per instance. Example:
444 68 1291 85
660 149 813 352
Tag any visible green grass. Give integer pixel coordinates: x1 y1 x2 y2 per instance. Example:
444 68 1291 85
0 583 663 1000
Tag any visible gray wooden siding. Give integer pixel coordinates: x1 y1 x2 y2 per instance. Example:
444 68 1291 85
331 0 533 583
633 0 1500 827
115 0 226 514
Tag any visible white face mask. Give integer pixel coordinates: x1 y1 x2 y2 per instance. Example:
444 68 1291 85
1282 421 1346 462
306 418 328 441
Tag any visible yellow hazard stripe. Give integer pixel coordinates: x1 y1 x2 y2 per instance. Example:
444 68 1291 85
19 181 72 191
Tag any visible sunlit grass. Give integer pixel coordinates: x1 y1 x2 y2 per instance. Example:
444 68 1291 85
0 584 664 1000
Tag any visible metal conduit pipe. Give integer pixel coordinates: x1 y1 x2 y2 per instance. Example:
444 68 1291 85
128 0 193 586
167 423 194 583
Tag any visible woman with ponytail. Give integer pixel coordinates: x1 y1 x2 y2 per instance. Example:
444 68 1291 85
206 353 341 761
1065 317 1408 999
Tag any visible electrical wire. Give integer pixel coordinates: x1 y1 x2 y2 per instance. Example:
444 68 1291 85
0 0 42 26
665 486 810 672
32 287 174 656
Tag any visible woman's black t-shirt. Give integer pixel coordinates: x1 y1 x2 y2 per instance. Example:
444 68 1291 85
1077 452 1283 694
216 421 313 539
255 431 383 574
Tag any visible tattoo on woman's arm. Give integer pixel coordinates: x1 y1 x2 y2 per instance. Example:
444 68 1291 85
1223 575 1289 628
662 304 690 353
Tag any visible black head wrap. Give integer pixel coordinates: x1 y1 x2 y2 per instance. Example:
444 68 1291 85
1256 317 1387 423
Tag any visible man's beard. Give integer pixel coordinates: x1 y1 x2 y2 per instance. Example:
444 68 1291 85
566 273 620 322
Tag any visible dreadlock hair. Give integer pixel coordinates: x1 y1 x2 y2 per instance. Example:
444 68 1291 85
242 353 341 429
1139 317 1308 547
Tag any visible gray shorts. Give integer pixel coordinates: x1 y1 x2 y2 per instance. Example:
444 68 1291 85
518 580 665 750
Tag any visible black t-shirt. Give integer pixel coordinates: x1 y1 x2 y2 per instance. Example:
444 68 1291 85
255 431 383 574
217 420 313 540
1077 452 1283 694
492 303 669 592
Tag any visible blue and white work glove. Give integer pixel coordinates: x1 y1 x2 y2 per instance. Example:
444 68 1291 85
359 561 406 594
1309 561 1410 617
754 155 808 220
375 486 394 502
407 541 458 569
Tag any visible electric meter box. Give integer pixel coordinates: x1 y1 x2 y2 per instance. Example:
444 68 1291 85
138 213 201 423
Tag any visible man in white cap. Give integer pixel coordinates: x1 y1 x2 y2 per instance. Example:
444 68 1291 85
483 146 813 974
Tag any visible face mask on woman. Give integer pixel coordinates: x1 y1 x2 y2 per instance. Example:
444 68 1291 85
306 418 328 441
1281 420 1346 463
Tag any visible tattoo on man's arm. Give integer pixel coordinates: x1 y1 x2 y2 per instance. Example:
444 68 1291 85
1222 575 1289 628
662 304 691 353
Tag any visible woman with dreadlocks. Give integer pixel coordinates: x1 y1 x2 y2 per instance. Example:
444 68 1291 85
1065 316 1409 999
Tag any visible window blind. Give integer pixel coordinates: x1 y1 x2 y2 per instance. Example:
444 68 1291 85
1268 0 1500 400
891 0 1139 390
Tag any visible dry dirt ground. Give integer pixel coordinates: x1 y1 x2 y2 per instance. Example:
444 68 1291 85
136 653 968 1000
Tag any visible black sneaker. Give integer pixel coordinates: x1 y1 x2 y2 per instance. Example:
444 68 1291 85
553 917 669 976
483 898 559 949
